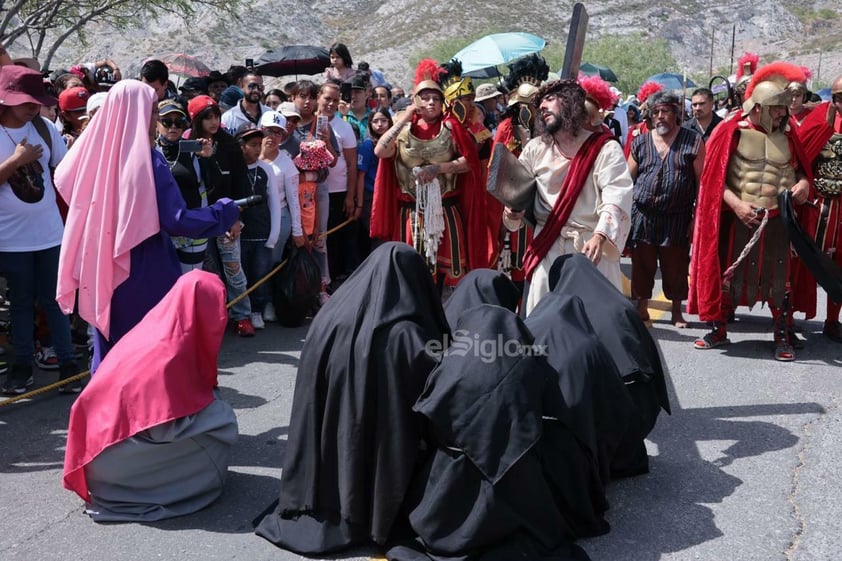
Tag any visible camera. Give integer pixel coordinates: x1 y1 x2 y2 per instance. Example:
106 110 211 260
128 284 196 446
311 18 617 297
179 139 203 153
245 58 254 70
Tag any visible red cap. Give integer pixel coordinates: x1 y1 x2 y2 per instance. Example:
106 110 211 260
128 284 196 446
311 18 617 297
187 95 217 121
58 86 90 112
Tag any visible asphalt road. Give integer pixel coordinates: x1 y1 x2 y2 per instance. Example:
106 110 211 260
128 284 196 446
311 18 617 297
1 274 840 561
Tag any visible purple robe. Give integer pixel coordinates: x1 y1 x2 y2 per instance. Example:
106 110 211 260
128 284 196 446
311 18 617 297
91 150 239 373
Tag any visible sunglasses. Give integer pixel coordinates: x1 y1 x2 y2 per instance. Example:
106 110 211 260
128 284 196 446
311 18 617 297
833 93 842 103
159 117 188 128
247 83 265 91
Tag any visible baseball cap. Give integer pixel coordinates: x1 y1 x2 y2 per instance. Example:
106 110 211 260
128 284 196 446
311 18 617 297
78 92 108 121
218 85 244 111
278 101 301 120
474 83 500 102
59 86 90 112
158 99 187 117
235 122 264 142
187 95 218 120
259 110 287 130
179 77 209 95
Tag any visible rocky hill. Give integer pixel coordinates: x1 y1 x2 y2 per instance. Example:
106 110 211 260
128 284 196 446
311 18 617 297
32 0 842 90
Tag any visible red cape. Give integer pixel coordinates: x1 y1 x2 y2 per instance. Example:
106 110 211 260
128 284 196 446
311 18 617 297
63 270 228 501
688 117 815 320
370 114 487 271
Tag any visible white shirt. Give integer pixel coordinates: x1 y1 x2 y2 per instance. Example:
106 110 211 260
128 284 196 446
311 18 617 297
0 117 68 251
221 101 272 136
323 117 357 194
264 151 303 237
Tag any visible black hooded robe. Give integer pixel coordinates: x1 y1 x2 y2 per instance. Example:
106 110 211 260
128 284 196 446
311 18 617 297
390 305 592 561
255 242 450 553
546 253 671 477
443 269 520 329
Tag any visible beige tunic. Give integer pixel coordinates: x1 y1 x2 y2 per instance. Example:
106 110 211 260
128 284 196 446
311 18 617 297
509 133 633 314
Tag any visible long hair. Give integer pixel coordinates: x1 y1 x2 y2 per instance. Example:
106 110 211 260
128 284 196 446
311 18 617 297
189 105 222 139
329 42 353 69
536 79 587 140
367 108 393 142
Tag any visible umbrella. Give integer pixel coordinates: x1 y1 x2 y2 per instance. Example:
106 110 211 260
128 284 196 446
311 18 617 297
155 53 210 78
646 72 697 91
579 62 618 82
253 45 330 77
816 87 831 101
452 32 546 76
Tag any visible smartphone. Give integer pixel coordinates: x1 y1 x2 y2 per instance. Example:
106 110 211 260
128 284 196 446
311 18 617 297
179 139 203 153
340 81 352 103
316 115 329 138
245 58 254 70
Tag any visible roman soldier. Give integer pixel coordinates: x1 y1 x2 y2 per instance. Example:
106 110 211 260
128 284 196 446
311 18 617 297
491 54 549 285
688 62 814 361
369 59 486 290
623 81 662 158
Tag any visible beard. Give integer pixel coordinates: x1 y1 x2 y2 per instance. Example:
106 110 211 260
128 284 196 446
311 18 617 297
544 111 562 135
655 124 671 136
247 91 262 103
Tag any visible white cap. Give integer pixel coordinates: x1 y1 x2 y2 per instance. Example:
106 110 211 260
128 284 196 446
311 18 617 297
259 110 287 129
278 101 301 120
79 92 108 120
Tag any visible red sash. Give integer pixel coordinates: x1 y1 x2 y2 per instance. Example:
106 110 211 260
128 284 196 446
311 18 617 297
522 131 614 280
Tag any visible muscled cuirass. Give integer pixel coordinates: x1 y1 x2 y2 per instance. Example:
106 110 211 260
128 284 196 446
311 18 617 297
726 127 796 209
394 123 457 197
814 133 842 198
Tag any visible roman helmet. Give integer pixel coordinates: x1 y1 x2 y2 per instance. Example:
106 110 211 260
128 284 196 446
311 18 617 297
578 74 619 128
437 58 474 124
742 61 806 131
502 54 550 131
413 58 444 105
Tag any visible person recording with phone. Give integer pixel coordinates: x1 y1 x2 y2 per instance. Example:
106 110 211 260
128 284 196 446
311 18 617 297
154 99 215 272
55 80 241 375
187 94 258 337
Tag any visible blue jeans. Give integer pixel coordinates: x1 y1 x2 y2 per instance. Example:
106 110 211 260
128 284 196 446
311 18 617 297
240 239 272 314
215 235 251 321
0 246 74 366
272 206 292 264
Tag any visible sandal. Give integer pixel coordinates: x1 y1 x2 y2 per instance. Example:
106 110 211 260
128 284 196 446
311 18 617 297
694 331 730 349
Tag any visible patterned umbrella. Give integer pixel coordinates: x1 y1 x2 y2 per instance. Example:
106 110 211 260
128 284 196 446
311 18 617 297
155 53 211 78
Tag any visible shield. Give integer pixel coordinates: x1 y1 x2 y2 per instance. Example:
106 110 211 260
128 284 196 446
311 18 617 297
579 62 618 82
451 32 547 77
253 46 330 77
779 191 842 303
155 53 211 78
486 143 537 227
646 72 697 91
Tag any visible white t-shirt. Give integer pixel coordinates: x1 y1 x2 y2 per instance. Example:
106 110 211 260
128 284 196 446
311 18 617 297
0 117 68 251
323 117 357 194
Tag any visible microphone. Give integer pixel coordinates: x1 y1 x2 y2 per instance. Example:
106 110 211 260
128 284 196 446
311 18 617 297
232 195 265 208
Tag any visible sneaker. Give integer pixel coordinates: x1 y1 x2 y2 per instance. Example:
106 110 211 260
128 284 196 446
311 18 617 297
2 363 34 395
236 318 256 337
263 302 277 322
250 312 266 330
34 346 59 370
58 361 83 394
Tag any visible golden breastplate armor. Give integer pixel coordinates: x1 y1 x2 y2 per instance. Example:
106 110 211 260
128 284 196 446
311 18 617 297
395 123 457 197
814 132 842 198
726 127 796 209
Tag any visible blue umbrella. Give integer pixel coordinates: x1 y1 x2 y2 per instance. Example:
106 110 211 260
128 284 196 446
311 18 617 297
452 32 547 76
646 72 697 91
817 87 831 101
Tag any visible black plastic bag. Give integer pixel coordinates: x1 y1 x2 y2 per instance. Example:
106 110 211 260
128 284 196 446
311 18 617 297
273 244 321 327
